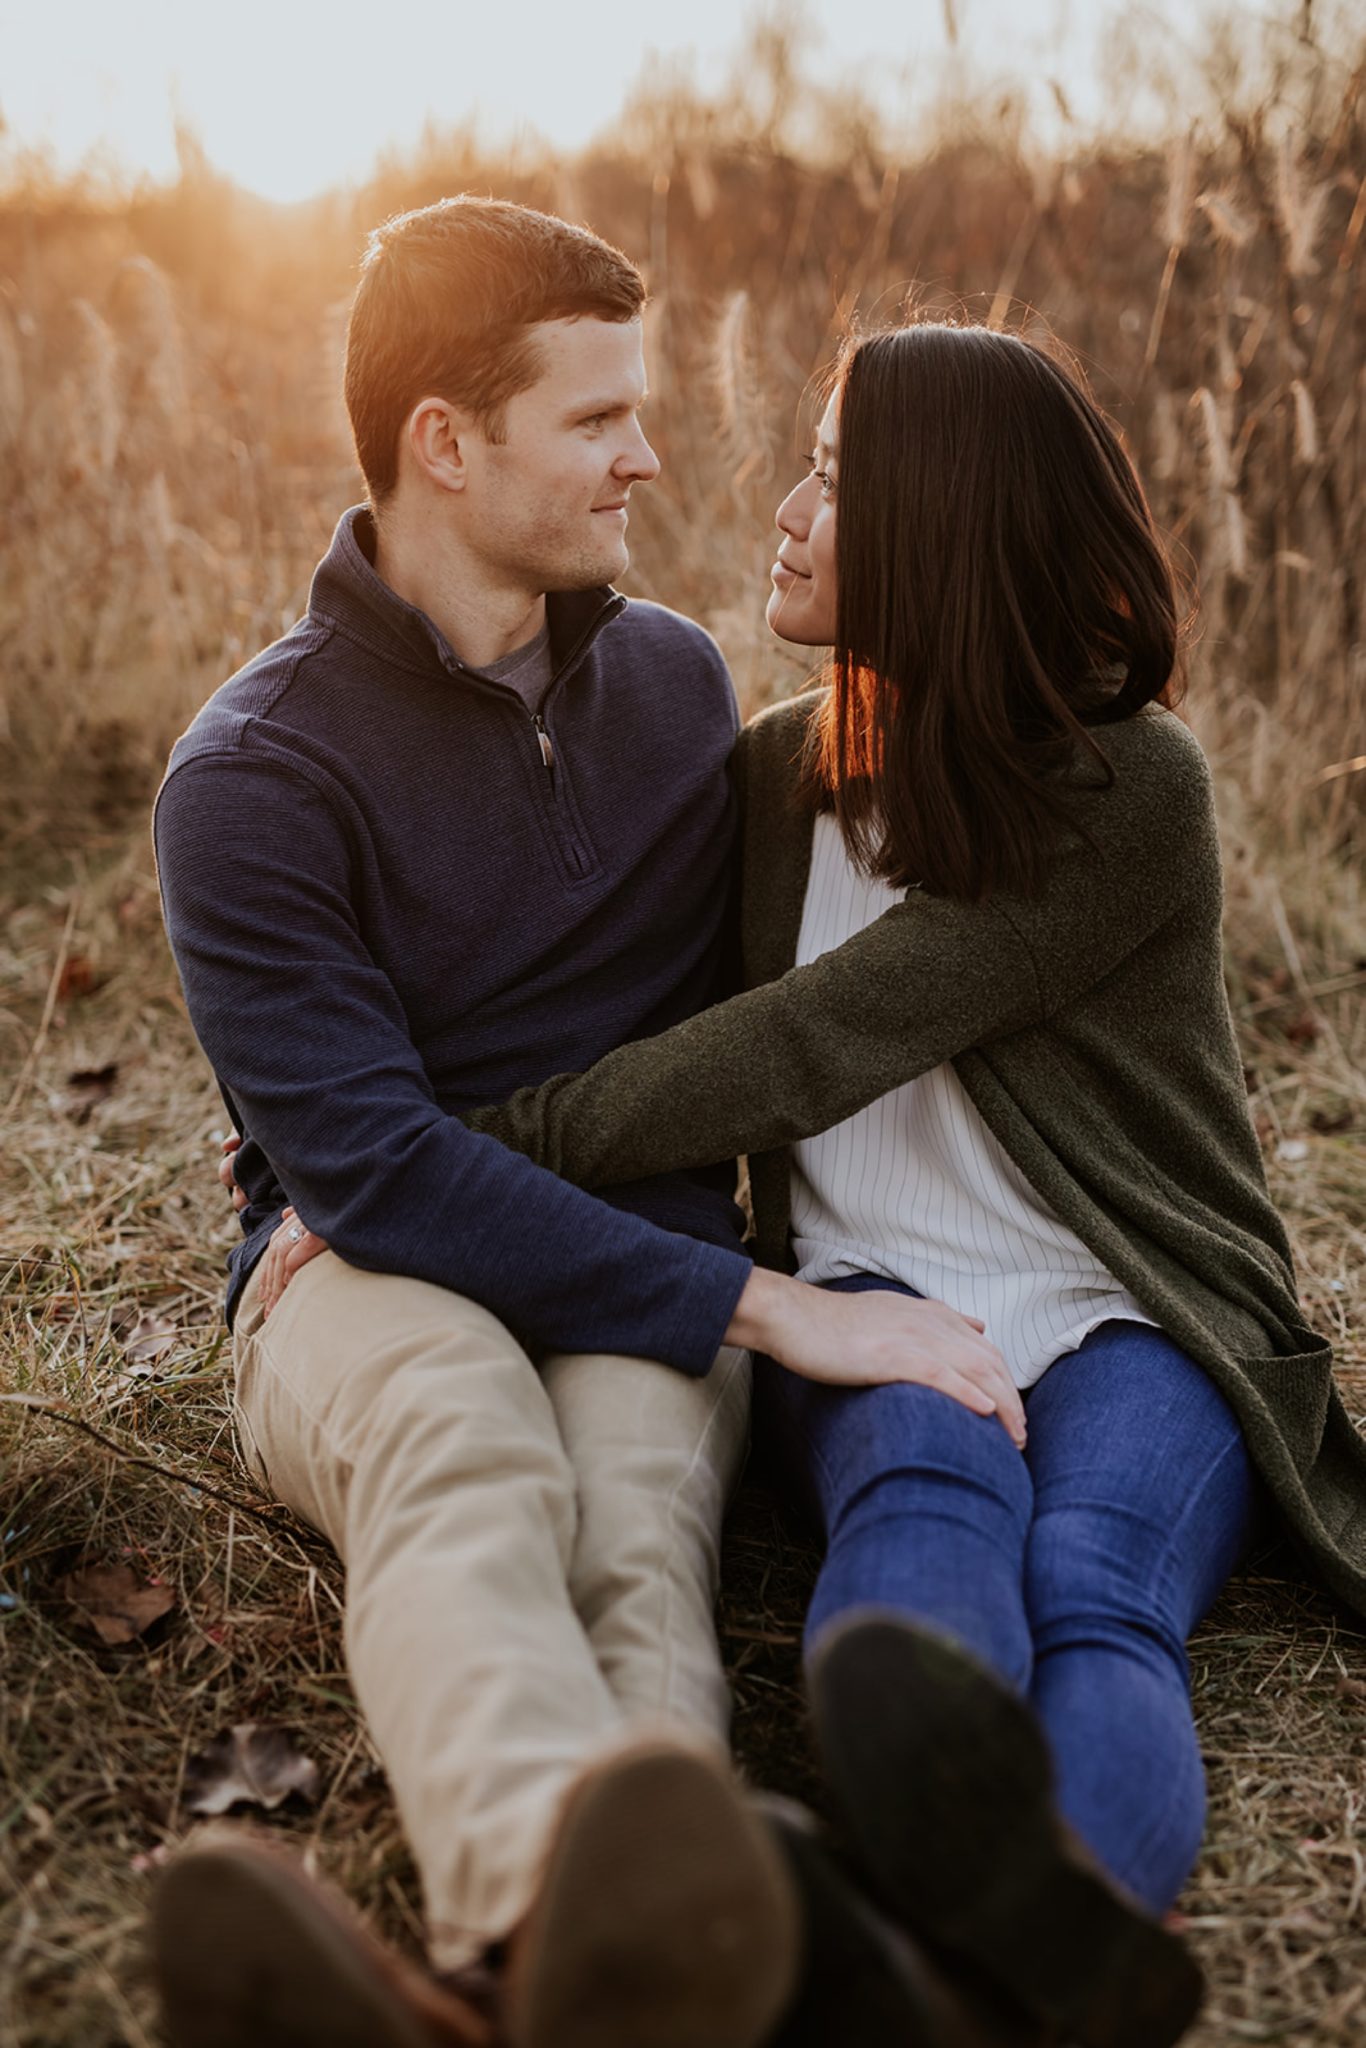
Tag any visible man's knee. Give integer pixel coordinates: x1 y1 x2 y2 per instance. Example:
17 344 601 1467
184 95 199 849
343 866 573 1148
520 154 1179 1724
546 1344 751 1518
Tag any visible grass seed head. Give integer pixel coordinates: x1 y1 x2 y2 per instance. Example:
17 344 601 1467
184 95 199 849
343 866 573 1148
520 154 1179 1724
66 299 122 481
1275 133 1330 278
1197 187 1258 250
1161 128 1197 250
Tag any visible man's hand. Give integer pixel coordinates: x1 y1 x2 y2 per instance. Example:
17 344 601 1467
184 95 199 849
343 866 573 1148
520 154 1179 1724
726 1266 1026 1447
219 1131 248 1213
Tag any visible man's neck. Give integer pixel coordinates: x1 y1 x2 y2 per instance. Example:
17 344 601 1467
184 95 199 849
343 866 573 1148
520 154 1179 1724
372 504 547 672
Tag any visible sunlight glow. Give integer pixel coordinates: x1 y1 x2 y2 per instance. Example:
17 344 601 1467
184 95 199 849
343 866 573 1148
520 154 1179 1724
0 0 1164 205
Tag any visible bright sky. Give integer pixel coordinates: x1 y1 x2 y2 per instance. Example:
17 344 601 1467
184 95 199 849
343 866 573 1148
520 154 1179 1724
2 0 1210 205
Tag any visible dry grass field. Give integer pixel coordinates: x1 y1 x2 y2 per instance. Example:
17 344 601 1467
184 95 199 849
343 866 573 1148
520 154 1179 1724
2 11 1364 2045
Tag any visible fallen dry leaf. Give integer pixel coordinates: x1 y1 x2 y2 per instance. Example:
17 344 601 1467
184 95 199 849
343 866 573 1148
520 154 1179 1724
120 1311 178 1371
183 1723 321 1817
60 1561 176 1646
56 954 101 1001
64 1062 119 1122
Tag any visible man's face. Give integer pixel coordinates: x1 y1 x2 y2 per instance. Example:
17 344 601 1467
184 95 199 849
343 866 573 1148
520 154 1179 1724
461 317 659 594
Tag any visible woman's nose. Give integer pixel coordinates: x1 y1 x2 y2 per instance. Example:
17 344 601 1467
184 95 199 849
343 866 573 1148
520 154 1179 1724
775 476 811 540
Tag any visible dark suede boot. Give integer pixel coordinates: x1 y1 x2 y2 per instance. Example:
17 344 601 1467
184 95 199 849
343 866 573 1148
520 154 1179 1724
762 1796 1056 2048
809 1614 1204 2048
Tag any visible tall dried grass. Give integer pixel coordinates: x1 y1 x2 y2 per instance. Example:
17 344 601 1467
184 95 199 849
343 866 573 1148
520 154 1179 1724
0 20 1360 841
1 9 1363 2045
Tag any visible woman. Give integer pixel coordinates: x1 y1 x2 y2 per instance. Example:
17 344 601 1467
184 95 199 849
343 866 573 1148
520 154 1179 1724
262 323 1365 2046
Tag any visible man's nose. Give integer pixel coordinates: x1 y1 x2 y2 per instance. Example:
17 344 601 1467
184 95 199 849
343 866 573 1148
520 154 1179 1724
617 419 661 483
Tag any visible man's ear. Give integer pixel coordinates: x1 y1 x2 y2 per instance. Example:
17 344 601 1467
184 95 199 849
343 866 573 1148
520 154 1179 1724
404 398 473 494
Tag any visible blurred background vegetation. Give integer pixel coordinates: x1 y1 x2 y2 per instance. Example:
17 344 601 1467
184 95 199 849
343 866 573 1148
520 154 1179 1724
0 5 1362 818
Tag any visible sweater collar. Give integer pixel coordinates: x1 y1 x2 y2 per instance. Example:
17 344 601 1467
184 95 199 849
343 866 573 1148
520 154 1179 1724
308 505 626 682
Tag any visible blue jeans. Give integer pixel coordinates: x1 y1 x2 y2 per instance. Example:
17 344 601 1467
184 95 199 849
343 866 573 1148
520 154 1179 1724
755 1275 1259 1914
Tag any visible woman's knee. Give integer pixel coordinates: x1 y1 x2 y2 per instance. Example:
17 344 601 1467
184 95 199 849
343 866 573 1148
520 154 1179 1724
794 1379 1034 1530
1022 1500 1189 1671
1023 1331 1259 1648
1024 1452 1257 1671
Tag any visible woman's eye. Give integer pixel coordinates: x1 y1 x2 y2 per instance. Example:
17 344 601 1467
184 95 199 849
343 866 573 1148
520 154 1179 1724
803 453 836 497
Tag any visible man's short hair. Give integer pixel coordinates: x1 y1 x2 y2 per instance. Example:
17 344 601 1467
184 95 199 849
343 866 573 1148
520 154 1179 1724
344 196 646 504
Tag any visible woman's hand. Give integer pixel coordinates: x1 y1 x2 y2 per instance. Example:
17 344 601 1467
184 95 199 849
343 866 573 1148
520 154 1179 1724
728 1267 1027 1446
258 1207 330 1315
219 1133 328 1311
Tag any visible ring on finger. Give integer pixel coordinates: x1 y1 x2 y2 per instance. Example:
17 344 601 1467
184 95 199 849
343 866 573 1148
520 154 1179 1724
285 1224 306 1245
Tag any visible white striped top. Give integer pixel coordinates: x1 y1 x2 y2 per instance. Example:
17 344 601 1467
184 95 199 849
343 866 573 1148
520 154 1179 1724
790 814 1156 1390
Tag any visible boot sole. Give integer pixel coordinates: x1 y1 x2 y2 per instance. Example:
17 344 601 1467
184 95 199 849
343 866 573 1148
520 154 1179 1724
507 1742 801 2048
810 1616 1204 2048
152 1840 472 2048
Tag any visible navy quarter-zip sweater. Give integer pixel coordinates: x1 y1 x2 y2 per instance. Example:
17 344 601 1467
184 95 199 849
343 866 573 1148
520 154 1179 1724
154 507 753 1375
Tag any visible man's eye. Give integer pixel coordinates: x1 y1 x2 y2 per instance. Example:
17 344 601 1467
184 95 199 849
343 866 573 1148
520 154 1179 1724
582 413 610 431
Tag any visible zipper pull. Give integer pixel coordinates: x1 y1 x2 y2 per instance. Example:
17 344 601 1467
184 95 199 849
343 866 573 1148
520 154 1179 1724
533 714 554 771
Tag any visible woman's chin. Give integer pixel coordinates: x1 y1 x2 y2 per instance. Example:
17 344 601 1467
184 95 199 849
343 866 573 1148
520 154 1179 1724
766 585 827 646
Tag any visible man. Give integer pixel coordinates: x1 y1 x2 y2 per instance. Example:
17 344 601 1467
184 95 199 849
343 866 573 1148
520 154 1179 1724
153 196 1004 2048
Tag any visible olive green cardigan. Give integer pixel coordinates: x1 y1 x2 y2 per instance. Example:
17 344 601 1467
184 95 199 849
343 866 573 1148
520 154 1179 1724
468 692 1366 1616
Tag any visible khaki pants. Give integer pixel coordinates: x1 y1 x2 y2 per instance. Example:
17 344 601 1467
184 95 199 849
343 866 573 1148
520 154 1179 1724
231 1252 750 1968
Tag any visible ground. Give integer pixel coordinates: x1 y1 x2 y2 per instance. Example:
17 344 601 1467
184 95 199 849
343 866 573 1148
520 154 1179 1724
1 826 1364 2047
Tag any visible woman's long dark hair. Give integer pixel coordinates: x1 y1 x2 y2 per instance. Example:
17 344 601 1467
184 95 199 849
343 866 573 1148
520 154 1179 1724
809 322 1186 901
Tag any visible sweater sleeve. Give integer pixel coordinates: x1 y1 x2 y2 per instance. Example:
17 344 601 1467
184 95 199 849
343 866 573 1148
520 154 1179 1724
154 751 751 1374
462 712 1212 1188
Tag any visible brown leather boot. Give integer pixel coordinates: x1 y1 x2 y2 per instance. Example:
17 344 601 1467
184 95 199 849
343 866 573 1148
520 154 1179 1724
502 1737 801 2048
151 1835 494 2048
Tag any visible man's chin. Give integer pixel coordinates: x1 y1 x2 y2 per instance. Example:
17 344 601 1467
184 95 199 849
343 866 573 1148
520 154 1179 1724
545 547 630 594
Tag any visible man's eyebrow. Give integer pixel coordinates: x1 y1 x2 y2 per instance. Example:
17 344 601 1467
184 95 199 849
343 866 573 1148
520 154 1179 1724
566 389 649 418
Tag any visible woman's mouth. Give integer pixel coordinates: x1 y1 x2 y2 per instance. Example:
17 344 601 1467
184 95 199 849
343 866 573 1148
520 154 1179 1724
771 559 809 588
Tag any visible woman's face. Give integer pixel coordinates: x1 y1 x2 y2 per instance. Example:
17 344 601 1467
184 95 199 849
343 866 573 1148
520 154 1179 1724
766 393 839 646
